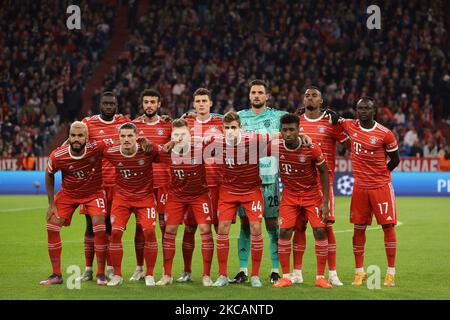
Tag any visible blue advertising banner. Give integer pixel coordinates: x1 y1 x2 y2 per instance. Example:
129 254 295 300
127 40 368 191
0 171 449 196
334 172 450 197
0 171 62 195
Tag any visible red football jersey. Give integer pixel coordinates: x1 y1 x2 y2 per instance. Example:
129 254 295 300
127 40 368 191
163 143 209 200
208 132 269 194
338 119 398 189
102 144 159 201
269 139 326 196
133 116 172 189
187 115 223 186
82 114 130 187
299 112 348 178
47 141 106 198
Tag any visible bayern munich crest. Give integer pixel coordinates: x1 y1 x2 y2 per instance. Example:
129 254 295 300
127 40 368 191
299 156 306 163
157 129 165 136
319 126 326 133
138 159 145 165
370 137 378 144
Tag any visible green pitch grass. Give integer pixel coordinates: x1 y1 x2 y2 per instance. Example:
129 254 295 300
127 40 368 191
0 195 449 300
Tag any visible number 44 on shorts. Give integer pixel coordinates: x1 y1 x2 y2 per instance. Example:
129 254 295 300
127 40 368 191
251 201 262 212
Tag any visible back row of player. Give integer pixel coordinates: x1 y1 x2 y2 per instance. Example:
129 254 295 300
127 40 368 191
40 80 399 288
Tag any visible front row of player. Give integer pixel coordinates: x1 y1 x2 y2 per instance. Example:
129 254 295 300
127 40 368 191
41 107 399 288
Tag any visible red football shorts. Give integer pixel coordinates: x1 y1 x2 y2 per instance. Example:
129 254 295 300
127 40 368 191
350 183 397 225
110 195 157 231
184 186 219 225
279 190 326 229
165 192 213 226
79 185 114 215
218 186 264 223
55 190 107 226
153 185 169 214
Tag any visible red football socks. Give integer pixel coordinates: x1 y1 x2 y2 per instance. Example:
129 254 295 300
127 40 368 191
46 222 62 276
134 223 145 267
182 228 195 273
251 234 263 277
162 232 176 276
216 233 229 276
353 225 367 269
200 232 214 276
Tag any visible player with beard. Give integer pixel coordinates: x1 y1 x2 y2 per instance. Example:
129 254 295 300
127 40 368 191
41 122 108 285
130 89 172 281
77 92 130 282
232 80 287 284
292 87 349 286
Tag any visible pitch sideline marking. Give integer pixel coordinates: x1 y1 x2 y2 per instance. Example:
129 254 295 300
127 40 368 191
0 206 47 213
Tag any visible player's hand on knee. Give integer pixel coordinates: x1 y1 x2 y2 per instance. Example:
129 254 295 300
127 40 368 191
319 202 329 223
299 134 312 147
46 204 59 222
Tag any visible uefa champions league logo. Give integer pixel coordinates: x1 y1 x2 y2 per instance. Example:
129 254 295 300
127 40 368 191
337 175 354 195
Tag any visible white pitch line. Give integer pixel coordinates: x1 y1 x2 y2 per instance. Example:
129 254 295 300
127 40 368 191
0 206 46 213
332 221 403 234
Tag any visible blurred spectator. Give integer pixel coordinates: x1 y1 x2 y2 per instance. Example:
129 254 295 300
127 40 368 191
423 139 439 158
404 122 419 156
21 152 37 170
439 145 450 171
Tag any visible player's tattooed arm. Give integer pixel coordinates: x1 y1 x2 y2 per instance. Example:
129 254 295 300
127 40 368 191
294 106 305 116
137 137 153 154
387 149 400 171
45 171 59 221
299 134 312 147
160 115 173 122
162 139 181 153
317 161 330 222
181 111 197 119
324 108 342 125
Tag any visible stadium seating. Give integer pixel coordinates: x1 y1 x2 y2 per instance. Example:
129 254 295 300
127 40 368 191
0 0 116 157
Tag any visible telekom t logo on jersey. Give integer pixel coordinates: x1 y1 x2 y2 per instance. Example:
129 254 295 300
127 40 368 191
282 163 292 174
353 142 363 155
174 170 185 179
120 169 132 179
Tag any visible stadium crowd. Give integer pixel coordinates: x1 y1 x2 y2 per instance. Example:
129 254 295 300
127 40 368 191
0 0 116 160
101 0 449 157
0 0 449 161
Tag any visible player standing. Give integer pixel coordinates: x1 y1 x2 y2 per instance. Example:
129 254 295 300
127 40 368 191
104 123 160 286
156 119 215 287
293 86 349 286
269 114 332 289
176 88 223 283
213 112 280 287
40 122 108 285
78 92 129 281
232 80 287 284
329 97 400 286
130 89 172 281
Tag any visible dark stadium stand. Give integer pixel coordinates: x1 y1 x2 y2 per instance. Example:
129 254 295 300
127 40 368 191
0 0 449 160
